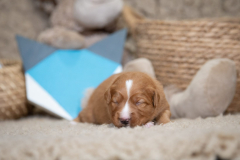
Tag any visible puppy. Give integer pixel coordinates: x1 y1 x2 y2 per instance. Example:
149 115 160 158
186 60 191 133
74 72 171 127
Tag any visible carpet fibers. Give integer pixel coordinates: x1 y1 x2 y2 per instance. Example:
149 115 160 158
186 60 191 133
0 114 240 160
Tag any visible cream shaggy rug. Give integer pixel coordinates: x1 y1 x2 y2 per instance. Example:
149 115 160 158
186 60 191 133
0 114 240 160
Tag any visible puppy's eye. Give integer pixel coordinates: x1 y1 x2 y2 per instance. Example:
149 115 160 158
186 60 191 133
111 96 119 105
136 100 145 106
112 101 118 105
136 101 144 106
136 102 142 106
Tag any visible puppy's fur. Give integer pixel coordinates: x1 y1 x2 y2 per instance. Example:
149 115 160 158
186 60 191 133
75 72 171 127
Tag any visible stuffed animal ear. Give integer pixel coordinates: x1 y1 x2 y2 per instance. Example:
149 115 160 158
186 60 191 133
104 88 111 104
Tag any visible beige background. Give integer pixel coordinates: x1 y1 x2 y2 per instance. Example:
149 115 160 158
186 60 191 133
124 0 240 19
0 0 240 60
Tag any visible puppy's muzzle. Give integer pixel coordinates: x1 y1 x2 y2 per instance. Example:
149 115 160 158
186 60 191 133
119 118 130 125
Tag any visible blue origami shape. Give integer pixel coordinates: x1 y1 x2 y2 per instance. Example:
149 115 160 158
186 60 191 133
17 29 127 120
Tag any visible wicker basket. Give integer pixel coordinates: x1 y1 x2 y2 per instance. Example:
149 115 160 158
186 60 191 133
123 6 240 113
0 59 28 120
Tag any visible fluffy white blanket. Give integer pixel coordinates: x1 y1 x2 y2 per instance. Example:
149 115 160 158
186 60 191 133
0 114 239 160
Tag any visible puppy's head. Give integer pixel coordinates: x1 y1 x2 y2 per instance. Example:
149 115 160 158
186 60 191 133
104 72 167 128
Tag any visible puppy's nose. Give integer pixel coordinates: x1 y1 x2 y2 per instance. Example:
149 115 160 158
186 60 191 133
119 118 130 125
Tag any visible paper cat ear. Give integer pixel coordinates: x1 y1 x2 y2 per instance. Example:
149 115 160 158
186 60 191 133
88 29 127 64
16 35 57 71
16 29 127 71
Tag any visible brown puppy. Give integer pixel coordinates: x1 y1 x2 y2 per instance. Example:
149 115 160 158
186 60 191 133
75 72 171 127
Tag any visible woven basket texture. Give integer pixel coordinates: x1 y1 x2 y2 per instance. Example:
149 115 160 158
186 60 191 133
0 59 28 120
135 20 240 113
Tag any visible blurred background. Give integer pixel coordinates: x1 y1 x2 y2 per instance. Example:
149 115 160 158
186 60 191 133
1 0 240 61
0 0 240 118
0 1 240 159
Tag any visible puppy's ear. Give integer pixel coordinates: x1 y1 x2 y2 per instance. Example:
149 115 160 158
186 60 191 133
146 87 160 108
147 83 170 111
156 85 171 124
153 89 161 108
151 83 171 124
158 84 170 111
104 88 111 104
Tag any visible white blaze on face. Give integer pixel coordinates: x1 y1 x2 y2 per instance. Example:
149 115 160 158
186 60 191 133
120 79 133 119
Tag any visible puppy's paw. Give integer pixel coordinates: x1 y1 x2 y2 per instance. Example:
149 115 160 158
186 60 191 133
144 122 154 128
70 121 78 125
108 123 115 128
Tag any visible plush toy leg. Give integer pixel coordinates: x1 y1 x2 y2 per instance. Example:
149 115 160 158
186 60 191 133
167 58 237 119
123 58 156 78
